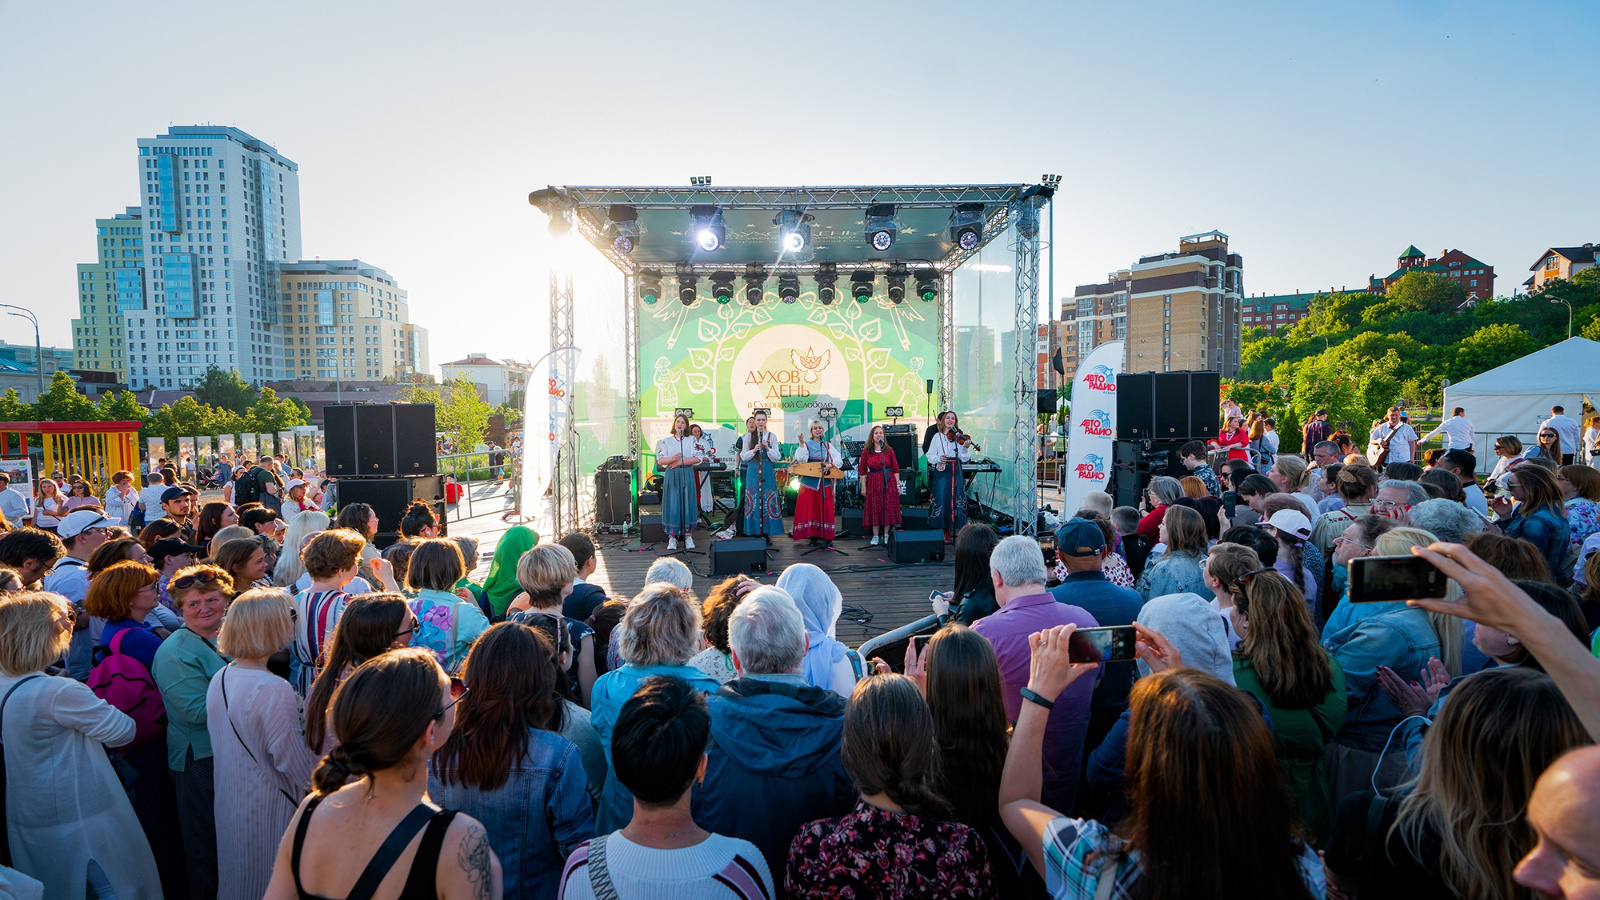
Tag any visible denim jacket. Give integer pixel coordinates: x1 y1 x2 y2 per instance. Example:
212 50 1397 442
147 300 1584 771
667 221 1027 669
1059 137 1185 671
1502 507 1572 585
428 728 594 900
1321 606 1440 752
1134 551 1213 602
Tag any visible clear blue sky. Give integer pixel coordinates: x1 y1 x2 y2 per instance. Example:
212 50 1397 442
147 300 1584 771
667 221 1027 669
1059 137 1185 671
2 0 1595 371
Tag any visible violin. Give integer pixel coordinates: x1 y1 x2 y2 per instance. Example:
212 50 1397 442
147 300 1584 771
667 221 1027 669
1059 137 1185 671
951 429 982 451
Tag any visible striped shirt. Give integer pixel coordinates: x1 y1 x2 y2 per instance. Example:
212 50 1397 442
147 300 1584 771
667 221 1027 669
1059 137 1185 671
558 832 772 900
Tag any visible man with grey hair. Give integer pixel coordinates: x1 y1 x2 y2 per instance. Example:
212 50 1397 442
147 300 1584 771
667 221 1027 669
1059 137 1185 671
972 535 1098 812
643 555 695 591
1373 479 1430 524
693 586 855 871
1405 498 1486 544
1080 490 1113 518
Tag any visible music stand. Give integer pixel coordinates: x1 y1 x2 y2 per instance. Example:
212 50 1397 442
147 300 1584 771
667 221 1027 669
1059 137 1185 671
803 406 849 557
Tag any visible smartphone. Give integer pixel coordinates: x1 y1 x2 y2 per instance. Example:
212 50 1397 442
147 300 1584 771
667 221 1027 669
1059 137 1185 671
1348 555 1449 603
929 589 945 604
1038 534 1058 567
1067 625 1139 664
1222 489 1238 519
910 634 931 655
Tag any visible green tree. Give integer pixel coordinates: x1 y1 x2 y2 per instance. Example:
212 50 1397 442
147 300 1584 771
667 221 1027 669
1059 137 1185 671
437 377 493 451
143 396 220 444
0 388 30 422
95 390 148 423
1452 323 1540 376
246 387 310 433
32 371 97 421
189 365 258 415
1383 271 1469 314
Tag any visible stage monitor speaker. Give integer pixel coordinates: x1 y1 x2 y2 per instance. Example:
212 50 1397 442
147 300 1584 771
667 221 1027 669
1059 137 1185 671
324 406 358 476
340 476 445 548
1112 442 1143 508
595 471 633 527
1154 372 1193 439
899 507 931 530
1188 371 1221 438
891 528 946 564
839 508 864 538
884 432 917 469
393 404 438 475
1117 373 1155 440
640 515 666 544
710 536 770 575
354 405 397 475
1037 392 1058 415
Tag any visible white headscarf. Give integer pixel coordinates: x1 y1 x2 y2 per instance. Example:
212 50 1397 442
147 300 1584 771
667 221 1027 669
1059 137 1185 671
775 563 848 690
1134 592 1236 686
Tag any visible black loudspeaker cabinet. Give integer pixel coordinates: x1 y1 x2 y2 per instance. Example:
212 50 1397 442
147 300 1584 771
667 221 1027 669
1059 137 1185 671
1037 392 1058 415
1117 373 1155 440
595 470 633 527
324 406 358 475
340 476 446 549
324 404 437 478
355 405 397 475
899 507 931 530
1189 371 1221 438
1154 372 1193 439
839 509 864 538
393 404 438 475
710 536 770 575
639 515 666 544
891 528 946 564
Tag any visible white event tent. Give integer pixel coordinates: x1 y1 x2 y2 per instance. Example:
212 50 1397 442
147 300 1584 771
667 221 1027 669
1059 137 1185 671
1443 337 1600 464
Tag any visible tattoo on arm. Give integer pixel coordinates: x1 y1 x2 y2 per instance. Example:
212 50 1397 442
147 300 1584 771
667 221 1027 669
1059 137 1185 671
458 823 493 900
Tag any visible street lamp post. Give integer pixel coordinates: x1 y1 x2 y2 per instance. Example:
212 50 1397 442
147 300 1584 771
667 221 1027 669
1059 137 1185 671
1549 295 1573 340
0 305 43 396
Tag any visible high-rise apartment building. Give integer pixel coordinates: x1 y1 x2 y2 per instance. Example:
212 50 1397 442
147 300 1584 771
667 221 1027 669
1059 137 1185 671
1122 231 1244 377
278 260 428 381
72 207 143 380
125 126 302 389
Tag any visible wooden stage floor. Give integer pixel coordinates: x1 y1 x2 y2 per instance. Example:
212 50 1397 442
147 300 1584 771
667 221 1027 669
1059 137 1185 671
584 518 952 648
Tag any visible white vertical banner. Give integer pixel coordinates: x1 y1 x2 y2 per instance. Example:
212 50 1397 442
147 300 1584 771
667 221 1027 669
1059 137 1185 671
1063 340 1124 515
521 347 581 536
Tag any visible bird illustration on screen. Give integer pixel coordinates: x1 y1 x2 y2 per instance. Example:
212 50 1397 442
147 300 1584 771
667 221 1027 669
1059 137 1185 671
791 346 831 384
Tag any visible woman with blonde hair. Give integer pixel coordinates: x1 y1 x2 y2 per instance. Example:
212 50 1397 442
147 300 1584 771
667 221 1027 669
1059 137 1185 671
1230 568 1346 847
1310 464 1379 558
508 542 598 704
0 591 162 899
272 509 329 589
1325 666 1588 900
1268 454 1320 522
209 588 317 900
588 582 719 832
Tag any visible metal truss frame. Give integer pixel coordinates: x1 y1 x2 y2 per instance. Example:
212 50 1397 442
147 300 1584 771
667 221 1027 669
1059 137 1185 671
556 184 1026 211
549 265 578 535
1006 197 1045 536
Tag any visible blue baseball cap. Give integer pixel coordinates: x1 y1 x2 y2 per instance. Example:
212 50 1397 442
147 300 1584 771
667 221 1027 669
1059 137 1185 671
1055 518 1107 557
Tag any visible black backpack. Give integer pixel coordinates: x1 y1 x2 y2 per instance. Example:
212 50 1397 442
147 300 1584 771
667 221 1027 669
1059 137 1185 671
234 468 262 505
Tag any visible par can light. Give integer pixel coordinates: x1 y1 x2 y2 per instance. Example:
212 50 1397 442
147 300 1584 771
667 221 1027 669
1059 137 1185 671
850 270 875 303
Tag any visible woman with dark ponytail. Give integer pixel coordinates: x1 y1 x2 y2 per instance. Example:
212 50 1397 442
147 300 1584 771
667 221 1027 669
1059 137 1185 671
264 648 503 900
786 674 994 898
302 593 414 754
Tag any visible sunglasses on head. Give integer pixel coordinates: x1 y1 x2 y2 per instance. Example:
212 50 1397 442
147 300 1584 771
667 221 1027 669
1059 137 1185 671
172 570 222 590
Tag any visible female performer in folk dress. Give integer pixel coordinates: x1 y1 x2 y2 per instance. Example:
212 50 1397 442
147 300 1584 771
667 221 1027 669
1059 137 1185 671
655 413 701 550
925 410 973 542
738 410 784 538
793 420 843 545
856 425 902 545
690 423 716 513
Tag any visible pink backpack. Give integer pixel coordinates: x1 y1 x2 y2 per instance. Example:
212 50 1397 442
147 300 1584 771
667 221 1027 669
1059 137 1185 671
87 629 168 750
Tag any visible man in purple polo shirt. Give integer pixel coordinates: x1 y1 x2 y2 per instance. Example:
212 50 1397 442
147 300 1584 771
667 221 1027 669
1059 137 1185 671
972 534 1099 813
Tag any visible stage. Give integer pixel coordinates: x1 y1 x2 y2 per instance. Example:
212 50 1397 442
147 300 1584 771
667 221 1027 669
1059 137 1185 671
586 515 951 647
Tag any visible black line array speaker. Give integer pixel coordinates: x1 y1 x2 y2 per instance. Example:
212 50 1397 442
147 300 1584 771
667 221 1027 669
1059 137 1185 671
595 471 633 528
710 536 770 575
338 475 445 549
1116 371 1221 441
1154 373 1192 439
639 515 666 543
1189 371 1221 438
324 404 437 478
891 528 946 564
1117 373 1156 441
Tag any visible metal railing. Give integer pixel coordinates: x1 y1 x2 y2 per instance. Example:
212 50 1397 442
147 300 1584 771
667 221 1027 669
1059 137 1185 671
436 450 519 523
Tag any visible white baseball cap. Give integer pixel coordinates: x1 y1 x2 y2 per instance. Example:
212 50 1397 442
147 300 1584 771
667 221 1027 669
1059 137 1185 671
1264 509 1313 541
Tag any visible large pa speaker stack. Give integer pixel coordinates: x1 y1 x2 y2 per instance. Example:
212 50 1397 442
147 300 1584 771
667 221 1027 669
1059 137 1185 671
326 404 442 549
336 475 447 549
1116 371 1221 442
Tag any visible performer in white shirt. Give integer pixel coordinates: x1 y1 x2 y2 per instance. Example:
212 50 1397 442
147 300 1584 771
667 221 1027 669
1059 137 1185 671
1368 407 1419 467
1421 407 1476 452
792 420 843 546
654 414 701 550
737 410 783 538
924 410 975 542
690 424 716 513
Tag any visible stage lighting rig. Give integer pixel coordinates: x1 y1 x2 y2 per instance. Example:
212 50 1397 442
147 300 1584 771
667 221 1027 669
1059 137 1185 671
949 203 985 251
677 272 698 305
710 271 737 304
528 187 575 237
776 209 811 255
691 205 726 253
777 273 801 303
1042 173 1062 189
850 270 875 303
605 205 640 255
690 175 713 186
638 271 662 305
743 265 768 305
914 268 939 302
885 264 908 304
864 204 897 252
815 263 838 305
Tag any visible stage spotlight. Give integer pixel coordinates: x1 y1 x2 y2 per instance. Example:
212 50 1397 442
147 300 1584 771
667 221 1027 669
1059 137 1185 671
865 204 897 252
606 205 639 255
639 271 662 305
775 209 812 255
815 263 838 305
743 265 768 305
691 205 726 253
949 203 985 251
778 274 800 303
914 268 939 303
886 264 908 304
851 270 875 303
710 272 737 304
678 274 698 305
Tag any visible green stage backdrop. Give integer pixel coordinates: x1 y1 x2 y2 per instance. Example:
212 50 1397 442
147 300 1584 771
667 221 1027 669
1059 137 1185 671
640 294 939 457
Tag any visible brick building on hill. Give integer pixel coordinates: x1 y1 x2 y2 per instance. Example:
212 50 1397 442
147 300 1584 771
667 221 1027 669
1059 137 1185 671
1369 245 1495 300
